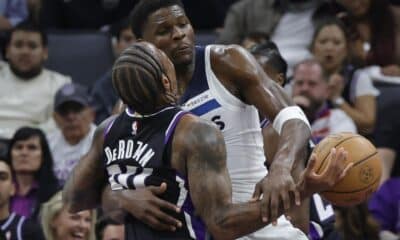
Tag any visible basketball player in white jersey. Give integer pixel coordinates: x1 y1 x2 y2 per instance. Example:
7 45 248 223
102 0 315 239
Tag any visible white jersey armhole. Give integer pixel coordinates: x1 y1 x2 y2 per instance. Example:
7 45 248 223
204 45 249 111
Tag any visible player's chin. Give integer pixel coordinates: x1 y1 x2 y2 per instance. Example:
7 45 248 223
173 55 193 66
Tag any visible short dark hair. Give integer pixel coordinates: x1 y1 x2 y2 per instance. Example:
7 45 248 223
110 17 131 40
250 41 288 85
0 153 12 178
112 42 169 114
130 0 184 38
6 20 48 47
96 217 123 240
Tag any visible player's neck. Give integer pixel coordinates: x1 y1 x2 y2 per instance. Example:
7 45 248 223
175 56 195 96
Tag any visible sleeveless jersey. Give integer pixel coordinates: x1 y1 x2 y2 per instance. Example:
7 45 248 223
103 106 206 240
180 45 267 203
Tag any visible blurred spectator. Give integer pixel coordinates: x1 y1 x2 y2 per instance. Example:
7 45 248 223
0 0 28 56
310 18 378 135
48 83 96 185
7 127 59 219
335 0 400 70
332 203 380 240
39 0 137 30
0 21 71 142
91 18 135 124
369 177 400 239
26 0 41 23
96 218 125 240
218 0 325 72
40 191 96 240
291 59 357 143
250 41 288 87
0 0 28 31
0 156 43 239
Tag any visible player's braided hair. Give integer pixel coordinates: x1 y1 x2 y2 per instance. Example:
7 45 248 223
112 42 171 114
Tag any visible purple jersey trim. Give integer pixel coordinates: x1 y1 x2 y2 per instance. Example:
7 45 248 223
176 172 207 240
164 111 188 144
103 118 116 138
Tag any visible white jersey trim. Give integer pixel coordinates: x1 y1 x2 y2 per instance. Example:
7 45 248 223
204 45 248 111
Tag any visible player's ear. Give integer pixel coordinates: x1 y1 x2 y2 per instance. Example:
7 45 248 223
276 73 285 86
161 74 171 92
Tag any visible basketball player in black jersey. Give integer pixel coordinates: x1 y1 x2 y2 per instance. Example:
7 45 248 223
63 41 351 240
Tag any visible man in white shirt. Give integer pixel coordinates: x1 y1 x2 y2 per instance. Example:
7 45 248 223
49 83 96 185
292 59 357 142
0 21 70 154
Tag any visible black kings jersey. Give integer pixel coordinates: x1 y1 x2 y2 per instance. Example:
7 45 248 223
103 106 206 240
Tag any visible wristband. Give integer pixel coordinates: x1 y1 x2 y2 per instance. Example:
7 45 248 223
272 106 311 134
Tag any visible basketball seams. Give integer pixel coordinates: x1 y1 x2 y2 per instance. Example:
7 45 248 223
315 135 362 173
322 153 380 194
352 151 378 167
322 174 380 194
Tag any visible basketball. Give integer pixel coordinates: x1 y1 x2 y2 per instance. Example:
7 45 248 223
312 132 382 207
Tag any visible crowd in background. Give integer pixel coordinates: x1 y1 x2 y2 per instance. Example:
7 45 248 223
0 0 400 239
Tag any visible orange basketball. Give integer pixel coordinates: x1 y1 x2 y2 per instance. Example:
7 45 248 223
312 132 382 207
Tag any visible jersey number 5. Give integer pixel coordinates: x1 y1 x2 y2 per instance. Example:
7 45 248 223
211 115 225 130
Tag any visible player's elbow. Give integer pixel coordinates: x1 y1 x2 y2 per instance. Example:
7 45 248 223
206 210 240 240
208 225 236 240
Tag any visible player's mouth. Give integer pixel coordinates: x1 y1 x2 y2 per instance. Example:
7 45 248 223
173 45 192 56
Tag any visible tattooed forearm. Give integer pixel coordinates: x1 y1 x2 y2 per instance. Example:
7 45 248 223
184 119 308 239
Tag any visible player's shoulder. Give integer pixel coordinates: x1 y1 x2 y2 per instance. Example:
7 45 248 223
209 44 249 60
174 114 222 148
209 44 262 86
176 113 219 134
93 114 120 143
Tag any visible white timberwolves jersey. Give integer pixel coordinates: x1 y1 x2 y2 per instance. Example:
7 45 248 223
179 46 307 240
180 45 266 203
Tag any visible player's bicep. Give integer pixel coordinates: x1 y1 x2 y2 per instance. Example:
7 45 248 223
185 122 232 224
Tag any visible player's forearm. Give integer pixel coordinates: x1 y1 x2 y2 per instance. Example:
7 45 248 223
101 185 126 223
63 168 104 212
208 202 264 239
209 191 312 240
271 119 310 171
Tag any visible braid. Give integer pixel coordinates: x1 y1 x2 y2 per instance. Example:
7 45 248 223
112 43 167 114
